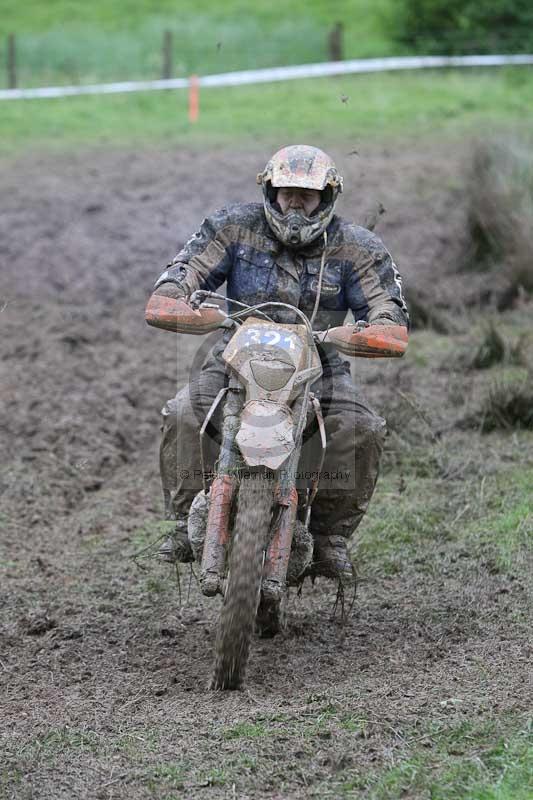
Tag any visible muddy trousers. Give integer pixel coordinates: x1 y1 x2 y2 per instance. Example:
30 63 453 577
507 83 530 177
159 346 385 541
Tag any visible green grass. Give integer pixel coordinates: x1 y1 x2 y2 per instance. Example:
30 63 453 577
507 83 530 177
358 320 533 580
358 310 533 578
132 519 176 551
359 457 533 577
12 714 531 799
147 763 186 792
357 474 451 573
24 727 101 757
2 68 533 156
462 467 533 571
340 715 369 735
346 718 533 800
0 0 397 88
210 715 533 798
1 0 391 37
222 722 267 740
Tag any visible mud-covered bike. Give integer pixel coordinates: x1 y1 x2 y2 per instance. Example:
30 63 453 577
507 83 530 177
146 291 407 689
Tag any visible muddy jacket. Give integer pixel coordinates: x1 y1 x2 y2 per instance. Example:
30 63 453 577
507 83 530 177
154 203 408 331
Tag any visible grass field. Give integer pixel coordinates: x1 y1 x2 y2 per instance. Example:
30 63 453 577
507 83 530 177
1 0 397 88
2 0 532 159
2 67 533 156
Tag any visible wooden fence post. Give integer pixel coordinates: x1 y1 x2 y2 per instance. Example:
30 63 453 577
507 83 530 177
162 30 173 79
328 22 344 62
7 34 17 89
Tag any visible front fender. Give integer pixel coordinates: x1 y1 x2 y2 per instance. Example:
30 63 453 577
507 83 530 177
236 400 294 470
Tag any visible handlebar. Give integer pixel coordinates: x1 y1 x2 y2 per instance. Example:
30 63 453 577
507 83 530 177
145 292 408 358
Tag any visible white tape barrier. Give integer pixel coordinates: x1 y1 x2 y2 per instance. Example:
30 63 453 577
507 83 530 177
1 54 532 101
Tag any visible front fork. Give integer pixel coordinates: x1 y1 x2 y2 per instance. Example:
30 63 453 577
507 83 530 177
200 381 243 596
199 384 309 600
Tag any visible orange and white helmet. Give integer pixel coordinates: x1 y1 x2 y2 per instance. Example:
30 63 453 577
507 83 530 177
257 144 343 247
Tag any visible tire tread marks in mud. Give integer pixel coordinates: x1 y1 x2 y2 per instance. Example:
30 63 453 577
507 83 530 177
211 474 274 690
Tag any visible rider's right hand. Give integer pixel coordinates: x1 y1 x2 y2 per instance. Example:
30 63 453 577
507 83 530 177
153 283 188 300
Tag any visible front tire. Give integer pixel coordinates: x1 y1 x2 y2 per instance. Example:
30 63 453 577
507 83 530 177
211 473 274 690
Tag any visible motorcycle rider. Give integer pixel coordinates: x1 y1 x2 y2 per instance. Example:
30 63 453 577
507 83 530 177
149 145 409 581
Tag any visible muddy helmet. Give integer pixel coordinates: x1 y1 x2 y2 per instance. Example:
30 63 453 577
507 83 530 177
257 144 343 247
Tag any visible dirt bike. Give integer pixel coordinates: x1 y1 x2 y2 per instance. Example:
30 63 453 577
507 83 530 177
146 290 407 689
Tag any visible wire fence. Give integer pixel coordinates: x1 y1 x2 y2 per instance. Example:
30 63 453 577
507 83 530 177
2 23 533 93
1 25 342 90
1 54 532 102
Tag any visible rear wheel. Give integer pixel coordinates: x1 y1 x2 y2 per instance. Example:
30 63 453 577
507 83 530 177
211 473 274 690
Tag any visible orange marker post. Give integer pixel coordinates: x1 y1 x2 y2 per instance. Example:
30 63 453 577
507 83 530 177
188 74 199 123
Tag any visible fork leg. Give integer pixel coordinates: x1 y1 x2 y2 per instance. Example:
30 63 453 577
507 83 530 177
199 387 243 596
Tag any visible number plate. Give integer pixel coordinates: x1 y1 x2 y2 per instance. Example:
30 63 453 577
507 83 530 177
241 327 299 351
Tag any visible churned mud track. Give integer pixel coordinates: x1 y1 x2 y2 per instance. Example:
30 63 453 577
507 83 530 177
1 144 531 798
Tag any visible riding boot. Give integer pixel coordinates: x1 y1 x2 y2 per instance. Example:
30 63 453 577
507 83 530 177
158 517 194 563
311 533 355 583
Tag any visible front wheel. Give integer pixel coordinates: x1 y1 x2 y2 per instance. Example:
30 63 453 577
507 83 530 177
211 473 274 690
